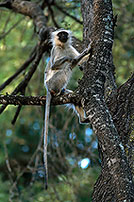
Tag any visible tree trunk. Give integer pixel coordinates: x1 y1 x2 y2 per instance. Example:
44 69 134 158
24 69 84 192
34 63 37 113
80 0 134 201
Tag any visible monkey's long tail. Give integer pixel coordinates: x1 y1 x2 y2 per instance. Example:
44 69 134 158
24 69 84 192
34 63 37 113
44 92 51 190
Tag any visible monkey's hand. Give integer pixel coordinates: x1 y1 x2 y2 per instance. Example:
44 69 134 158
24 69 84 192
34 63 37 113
78 65 84 71
70 42 92 69
84 41 92 55
70 58 77 66
51 63 60 70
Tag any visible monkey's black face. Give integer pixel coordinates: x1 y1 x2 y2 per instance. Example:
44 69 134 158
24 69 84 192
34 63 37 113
57 31 69 43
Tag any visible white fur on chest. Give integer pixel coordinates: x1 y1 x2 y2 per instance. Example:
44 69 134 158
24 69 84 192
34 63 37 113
45 69 57 83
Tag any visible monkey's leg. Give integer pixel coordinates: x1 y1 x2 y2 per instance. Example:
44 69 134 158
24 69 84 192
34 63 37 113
75 106 89 124
50 90 56 95
60 88 73 95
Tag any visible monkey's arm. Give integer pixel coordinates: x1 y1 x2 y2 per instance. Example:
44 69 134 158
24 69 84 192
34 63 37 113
71 42 92 69
51 56 72 70
51 42 92 70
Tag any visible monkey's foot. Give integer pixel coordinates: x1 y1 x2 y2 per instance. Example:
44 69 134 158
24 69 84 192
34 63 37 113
65 89 73 94
60 88 73 95
60 88 66 95
50 90 56 95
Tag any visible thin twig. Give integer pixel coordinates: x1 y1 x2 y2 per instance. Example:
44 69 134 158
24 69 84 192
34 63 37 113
10 127 44 194
30 127 44 185
11 89 25 125
52 186 63 202
0 17 24 40
11 105 22 125
0 43 46 114
48 5 60 28
0 45 37 92
1 13 11 34
54 3 82 24
4 143 20 201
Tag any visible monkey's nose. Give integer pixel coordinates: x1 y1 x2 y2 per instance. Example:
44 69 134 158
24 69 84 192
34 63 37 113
60 35 68 42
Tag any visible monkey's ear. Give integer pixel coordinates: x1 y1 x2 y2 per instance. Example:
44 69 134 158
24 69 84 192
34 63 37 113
39 27 55 42
38 27 49 41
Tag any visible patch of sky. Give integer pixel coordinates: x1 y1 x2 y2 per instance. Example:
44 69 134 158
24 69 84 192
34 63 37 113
33 121 40 130
77 143 84 150
6 129 12 137
21 145 29 153
52 134 58 144
85 128 93 136
37 170 44 178
5 139 11 144
20 118 25 124
54 141 59 147
78 158 91 169
92 141 98 149
69 132 76 140
29 129 34 135
85 128 93 143
67 157 76 166
46 57 50 64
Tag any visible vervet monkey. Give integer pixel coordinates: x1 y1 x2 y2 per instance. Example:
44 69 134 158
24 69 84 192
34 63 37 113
44 29 92 189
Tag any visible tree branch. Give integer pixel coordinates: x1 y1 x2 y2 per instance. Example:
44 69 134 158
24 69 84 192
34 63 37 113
0 0 48 39
0 93 79 106
0 0 12 9
48 4 60 28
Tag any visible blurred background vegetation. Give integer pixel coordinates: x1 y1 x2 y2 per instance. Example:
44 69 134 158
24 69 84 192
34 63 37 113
0 0 134 201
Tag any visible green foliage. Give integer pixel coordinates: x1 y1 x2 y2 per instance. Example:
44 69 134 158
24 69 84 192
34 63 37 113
113 0 134 85
0 167 99 202
0 12 36 93
0 177 9 202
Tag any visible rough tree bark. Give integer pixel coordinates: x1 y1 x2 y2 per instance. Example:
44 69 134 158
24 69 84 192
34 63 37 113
0 0 134 201
80 0 134 201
